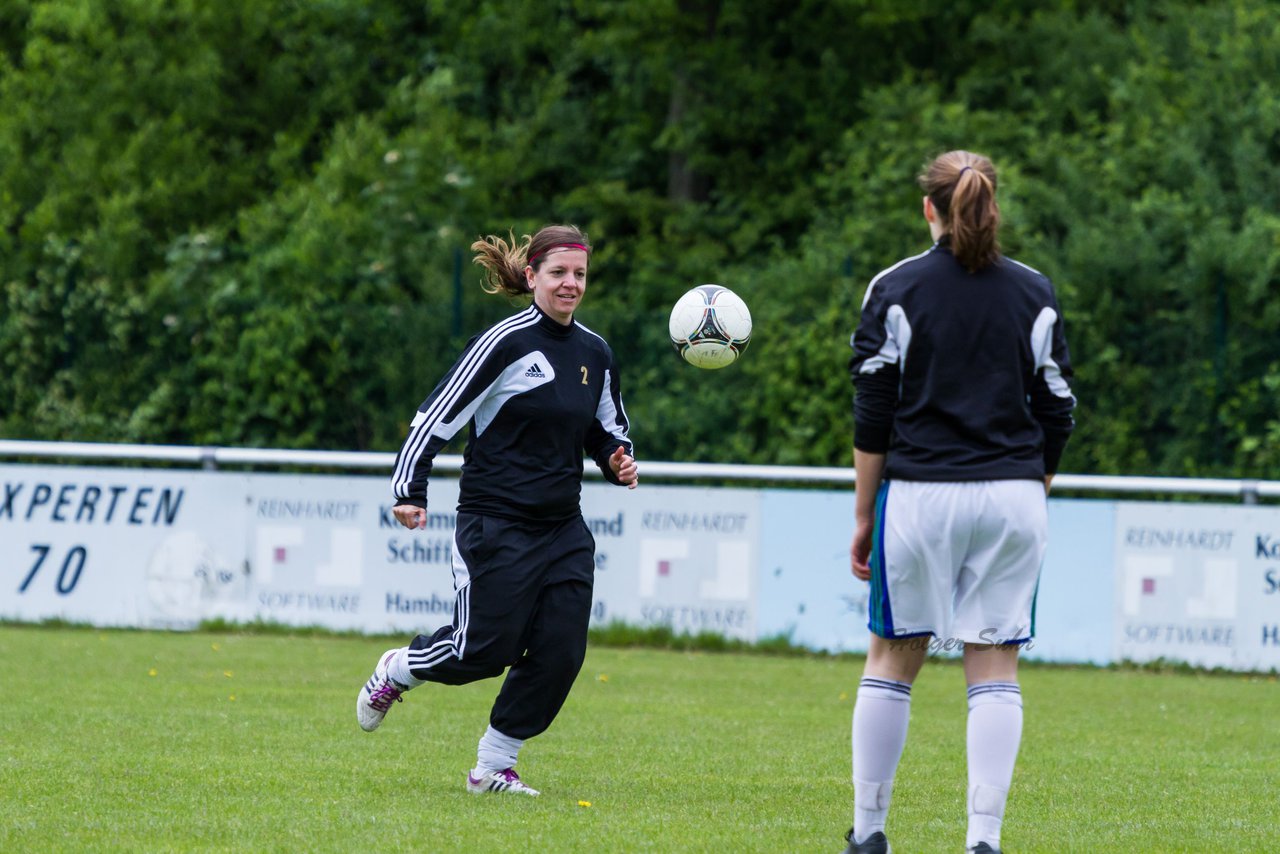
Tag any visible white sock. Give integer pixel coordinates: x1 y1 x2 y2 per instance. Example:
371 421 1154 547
966 682 1023 849
386 648 425 689
852 676 912 842
475 725 524 775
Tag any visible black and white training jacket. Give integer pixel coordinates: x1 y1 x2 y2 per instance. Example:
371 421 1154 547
391 304 633 522
849 239 1075 482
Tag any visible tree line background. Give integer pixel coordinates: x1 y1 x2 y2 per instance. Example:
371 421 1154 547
2 0 1278 477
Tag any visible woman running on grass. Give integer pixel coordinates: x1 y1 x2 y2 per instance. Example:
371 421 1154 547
357 224 637 797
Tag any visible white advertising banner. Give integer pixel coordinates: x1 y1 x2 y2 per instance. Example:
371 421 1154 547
585 482 759 640
240 475 461 633
1 464 758 641
10 460 1280 672
1114 502 1280 671
0 465 248 629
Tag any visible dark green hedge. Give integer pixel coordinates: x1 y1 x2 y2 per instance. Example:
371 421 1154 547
3 1 1278 478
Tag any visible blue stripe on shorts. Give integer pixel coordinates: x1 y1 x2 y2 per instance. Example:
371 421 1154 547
868 481 895 637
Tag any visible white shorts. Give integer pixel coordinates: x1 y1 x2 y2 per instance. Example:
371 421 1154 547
868 479 1048 645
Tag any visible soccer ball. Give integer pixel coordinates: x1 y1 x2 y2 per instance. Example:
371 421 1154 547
668 285 752 369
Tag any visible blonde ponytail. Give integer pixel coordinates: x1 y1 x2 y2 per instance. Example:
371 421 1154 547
471 231 532 297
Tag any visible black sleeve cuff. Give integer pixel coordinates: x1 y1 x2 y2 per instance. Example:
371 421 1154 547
853 421 892 454
1043 434 1069 475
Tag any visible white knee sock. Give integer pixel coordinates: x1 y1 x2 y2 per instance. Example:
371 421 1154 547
475 725 525 775
966 682 1023 850
852 676 912 842
387 648 425 688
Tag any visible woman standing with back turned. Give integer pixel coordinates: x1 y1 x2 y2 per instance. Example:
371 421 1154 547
356 224 637 797
842 151 1075 853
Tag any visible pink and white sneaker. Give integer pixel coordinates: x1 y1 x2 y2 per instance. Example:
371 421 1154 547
356 649 407 732
466 767 540 796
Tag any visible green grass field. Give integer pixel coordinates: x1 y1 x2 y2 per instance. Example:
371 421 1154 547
1 625 1276 853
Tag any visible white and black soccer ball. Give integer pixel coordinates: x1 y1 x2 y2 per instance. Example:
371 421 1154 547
668 285 752 370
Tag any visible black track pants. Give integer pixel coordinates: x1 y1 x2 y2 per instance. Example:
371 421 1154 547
404 512 594 740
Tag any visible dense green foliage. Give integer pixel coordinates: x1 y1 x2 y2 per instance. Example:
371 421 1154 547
2 1 1279 476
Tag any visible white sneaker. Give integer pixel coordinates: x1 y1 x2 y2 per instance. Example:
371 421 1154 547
356 648 407 732
466 767 540 796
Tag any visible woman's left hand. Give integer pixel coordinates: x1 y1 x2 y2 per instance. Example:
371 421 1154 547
850 519 874 581
610 446 639 489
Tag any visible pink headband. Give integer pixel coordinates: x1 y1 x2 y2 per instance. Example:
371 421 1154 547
527 243 589 266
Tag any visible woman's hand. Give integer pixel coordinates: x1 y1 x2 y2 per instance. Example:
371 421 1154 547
851 517 874 581
610 446 639 489
393 503 427 529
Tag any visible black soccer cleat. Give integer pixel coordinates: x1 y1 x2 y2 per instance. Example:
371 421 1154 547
842 828 890 854
968 843 1001 854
